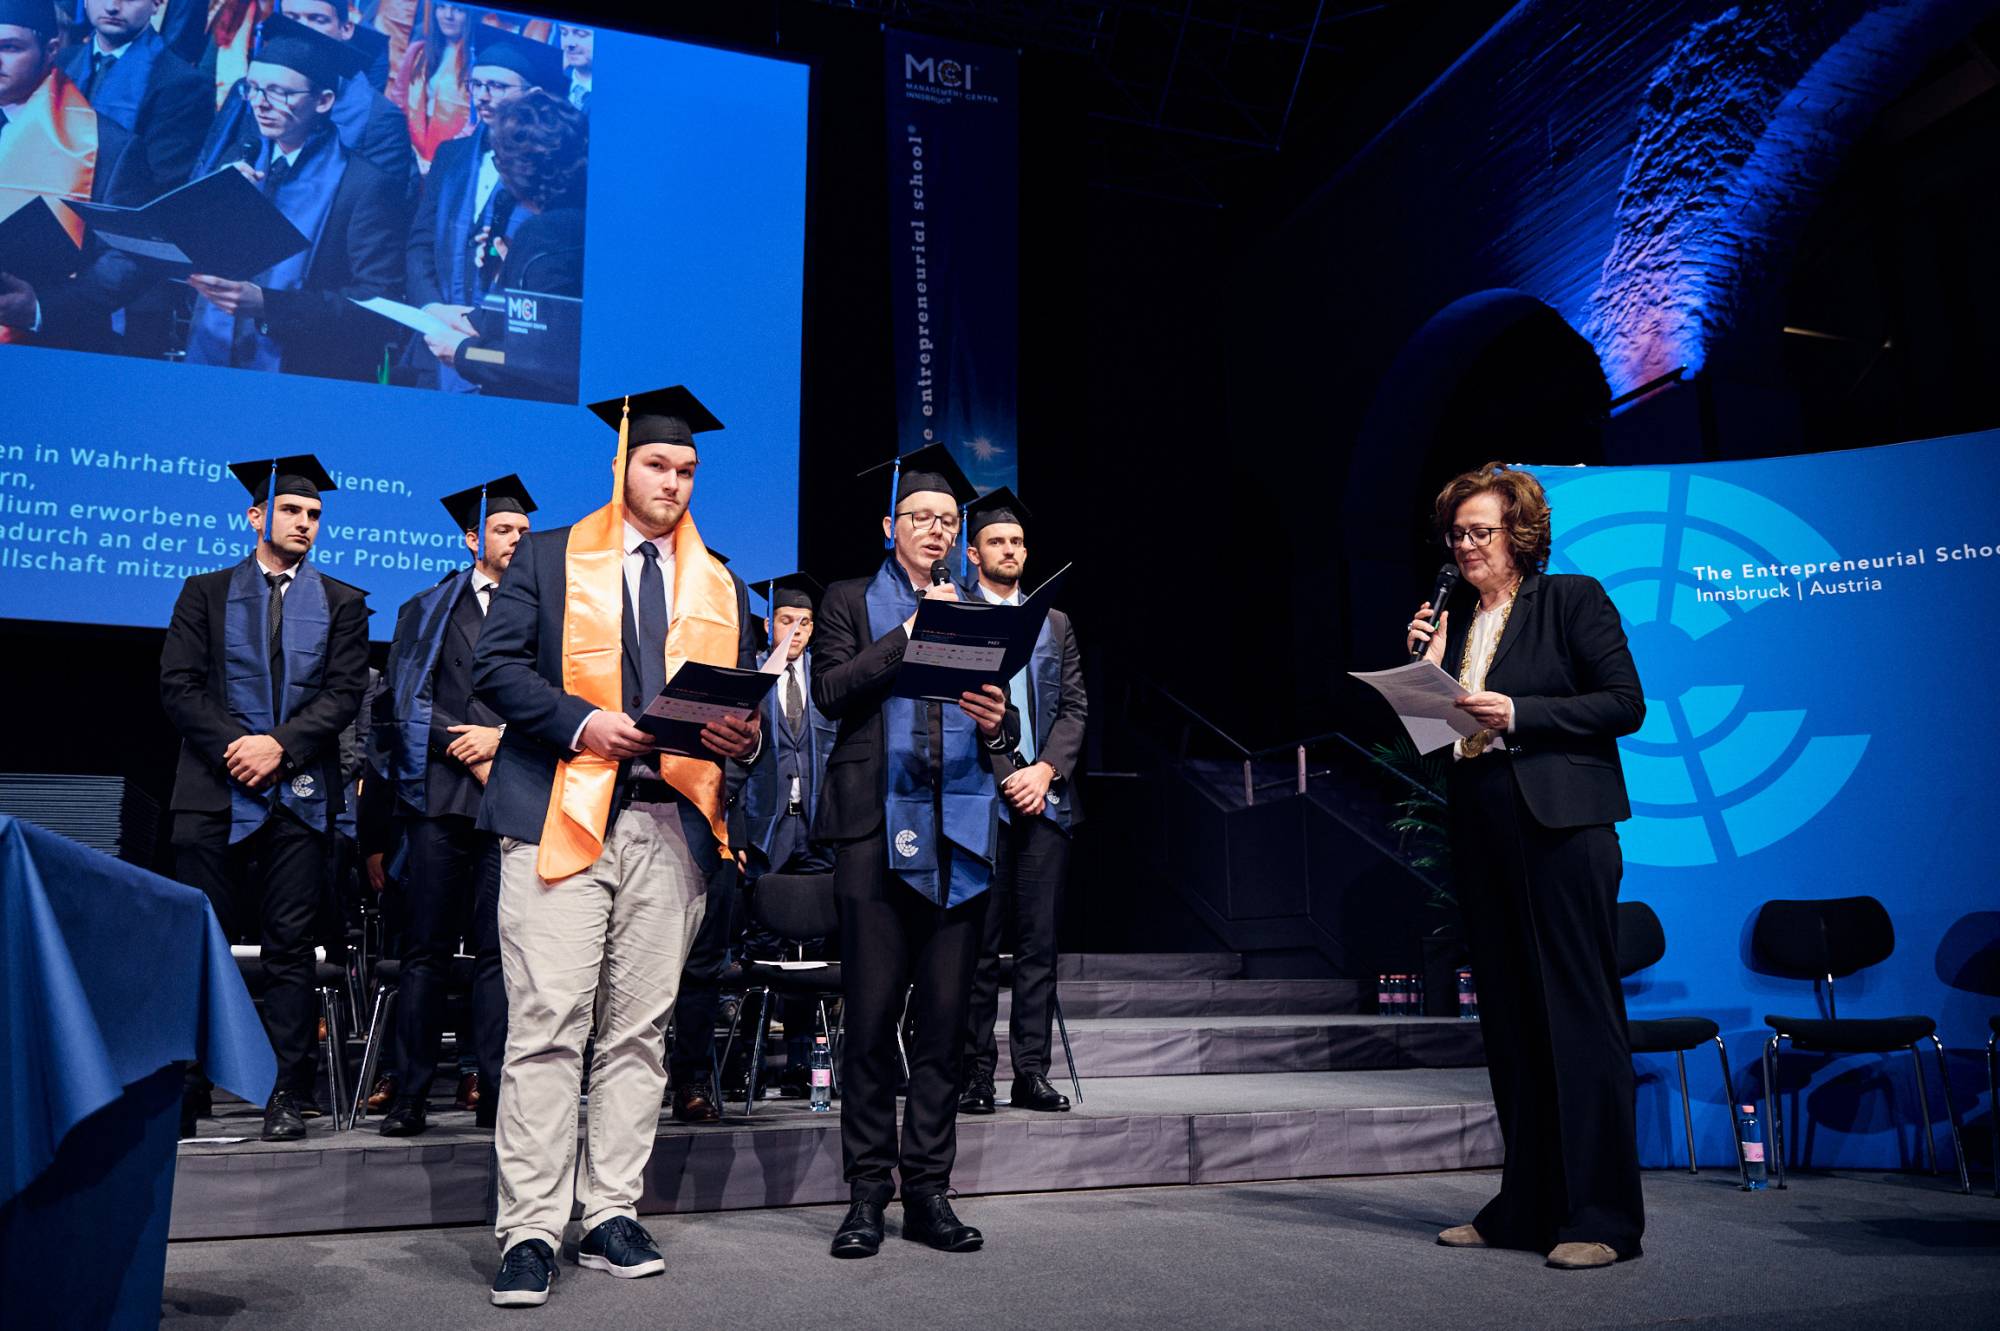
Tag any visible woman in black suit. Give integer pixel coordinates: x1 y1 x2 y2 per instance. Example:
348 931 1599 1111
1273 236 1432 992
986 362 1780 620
1406 462 1648 1269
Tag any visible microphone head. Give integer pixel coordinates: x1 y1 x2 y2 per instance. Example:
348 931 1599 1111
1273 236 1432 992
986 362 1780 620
929 559 950 587
1434 562 1461 591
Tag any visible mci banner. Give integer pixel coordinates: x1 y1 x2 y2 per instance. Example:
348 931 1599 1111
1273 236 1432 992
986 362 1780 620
884 31 1019 494
1527 431 2000 1172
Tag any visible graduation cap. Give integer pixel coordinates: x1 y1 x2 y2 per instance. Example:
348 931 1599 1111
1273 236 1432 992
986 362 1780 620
585 385 724 452
860 443 977 558
440 473 536 562
966 485 1031 541
470 25 567 93
755 572 823 613
229 454 336 541
0 0 59 38
255 12 370 90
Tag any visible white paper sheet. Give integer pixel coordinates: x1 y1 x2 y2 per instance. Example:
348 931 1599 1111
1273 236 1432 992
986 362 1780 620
1348 660 1485 754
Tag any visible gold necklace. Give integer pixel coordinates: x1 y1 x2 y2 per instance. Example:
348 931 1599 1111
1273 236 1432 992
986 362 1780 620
1456 578 1520 758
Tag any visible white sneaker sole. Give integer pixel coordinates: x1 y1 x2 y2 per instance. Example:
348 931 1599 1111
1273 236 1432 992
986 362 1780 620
489 1287 550 1307
576 1254 665 1278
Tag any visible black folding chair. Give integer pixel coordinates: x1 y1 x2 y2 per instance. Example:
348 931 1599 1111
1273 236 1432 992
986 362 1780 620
1753 896 1969 1192
233 948 353 1131
724 872 843 1116
1617 901 1744 1181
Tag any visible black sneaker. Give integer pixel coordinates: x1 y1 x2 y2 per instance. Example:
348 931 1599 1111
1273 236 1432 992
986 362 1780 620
573 1216 665 1278
491 1239 557 1307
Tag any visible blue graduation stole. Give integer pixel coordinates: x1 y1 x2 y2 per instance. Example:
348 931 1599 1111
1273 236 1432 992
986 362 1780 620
384 569 470 815
62 29 162 132
222 556 332 843
863 559 997 906
999 614 1068 829
185 130 345 372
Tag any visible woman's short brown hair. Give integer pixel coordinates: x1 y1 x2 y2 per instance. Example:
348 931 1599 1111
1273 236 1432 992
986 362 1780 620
490 90 589 214
1433 462 1552 575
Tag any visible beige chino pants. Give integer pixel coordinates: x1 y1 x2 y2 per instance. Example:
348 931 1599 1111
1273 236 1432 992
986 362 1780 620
493 802 705 1253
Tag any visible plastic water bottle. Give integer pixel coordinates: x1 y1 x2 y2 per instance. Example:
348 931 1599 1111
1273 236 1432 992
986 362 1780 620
1457 968 1479 1020
1377 974 1391 1015
809 1036 833 1112
1388 974 1406 1017
1410 971 1426 1016
1737 1104 1767 1189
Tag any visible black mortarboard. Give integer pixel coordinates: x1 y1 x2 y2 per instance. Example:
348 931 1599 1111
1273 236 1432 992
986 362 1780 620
756 572 822 612
860 443 977 557
0 0 56 39
966 486 1031 540
440 473 537 533
585 385 724 451
470 25 566 92
255 12 369 89
230 454 336 504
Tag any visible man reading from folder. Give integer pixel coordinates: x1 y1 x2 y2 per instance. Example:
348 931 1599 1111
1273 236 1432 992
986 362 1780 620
471 386 760 1309
183 16 403 381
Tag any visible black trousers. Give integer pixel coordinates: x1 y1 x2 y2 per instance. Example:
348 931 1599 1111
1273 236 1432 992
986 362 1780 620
668 850 743 1088
389 814 504 1102
964 813 1068 1082
172 807 327 1096
835 833 987 1202
1447 754 1644 1256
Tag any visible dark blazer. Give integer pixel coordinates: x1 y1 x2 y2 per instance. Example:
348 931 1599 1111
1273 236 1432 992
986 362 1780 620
375 576 504 823
1439 571 1645 829
253 137 409 382
808 572 1015 844
471 523 761 856
62 30 213 200
158 562 371 820
405 130 485 309
988 604 1088 830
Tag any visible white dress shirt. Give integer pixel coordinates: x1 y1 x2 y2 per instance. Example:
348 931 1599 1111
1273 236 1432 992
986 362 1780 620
471 567 498 614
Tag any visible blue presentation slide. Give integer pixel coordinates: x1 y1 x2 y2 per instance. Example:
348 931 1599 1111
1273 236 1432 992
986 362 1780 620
1530 430 2000 1169
0 13 807 636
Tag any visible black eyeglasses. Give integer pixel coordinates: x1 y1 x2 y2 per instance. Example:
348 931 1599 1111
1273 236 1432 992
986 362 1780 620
237 80 317 107
1445 526 1506 549
896 509 960 534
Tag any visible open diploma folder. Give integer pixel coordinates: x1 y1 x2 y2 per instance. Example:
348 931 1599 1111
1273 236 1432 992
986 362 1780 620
0 197 84 287
636 626 794 756
893 565 1071 702
66 166 309 281
1347 661 1486 755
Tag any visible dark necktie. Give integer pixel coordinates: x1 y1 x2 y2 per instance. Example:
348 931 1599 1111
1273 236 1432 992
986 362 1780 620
86 50 113 98
783 663 804 738
635 541 668 706
475 583 491 615
265 571 287 701
264 154 293 197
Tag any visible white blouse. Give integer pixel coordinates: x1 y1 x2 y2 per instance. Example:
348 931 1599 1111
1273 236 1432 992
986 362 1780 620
1453 600 1512 761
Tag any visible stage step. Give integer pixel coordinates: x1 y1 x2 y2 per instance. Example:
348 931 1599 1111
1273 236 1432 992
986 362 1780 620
1057 952 1242 981
999 977 1360 1019
169 1069 1500 1239
998 1014 1484 1078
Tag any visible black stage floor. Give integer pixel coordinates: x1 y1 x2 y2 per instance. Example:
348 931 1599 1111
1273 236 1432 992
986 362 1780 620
162 1170 2000 1331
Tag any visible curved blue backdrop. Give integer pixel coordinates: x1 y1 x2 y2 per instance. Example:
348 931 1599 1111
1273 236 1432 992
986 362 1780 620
1530 432 2000 1172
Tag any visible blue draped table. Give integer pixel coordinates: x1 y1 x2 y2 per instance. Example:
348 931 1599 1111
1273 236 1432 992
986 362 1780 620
0 813 274 1330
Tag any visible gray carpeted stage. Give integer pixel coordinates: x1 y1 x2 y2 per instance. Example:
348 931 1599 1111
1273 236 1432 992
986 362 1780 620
161 1170 2000 1330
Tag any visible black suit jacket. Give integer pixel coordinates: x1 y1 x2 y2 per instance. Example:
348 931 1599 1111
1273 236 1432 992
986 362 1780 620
405 131 482 309
374 576 503 823
471 523 761 853
808 572 1015 844
987 604 1088 828
1440 571 1645 829
158 562 371 820
253 137 409 382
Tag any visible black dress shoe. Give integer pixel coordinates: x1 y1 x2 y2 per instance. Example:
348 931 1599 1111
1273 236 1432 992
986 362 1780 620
261 1091 307 1142
902 1194 982 1252
830 1200 885 1259
958 1075 996 1115
1009 1073 1071 1112
378 1095 429 1137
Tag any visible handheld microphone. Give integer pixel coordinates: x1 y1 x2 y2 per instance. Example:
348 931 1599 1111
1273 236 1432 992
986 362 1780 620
930 559 951 588
1412 562 1460 661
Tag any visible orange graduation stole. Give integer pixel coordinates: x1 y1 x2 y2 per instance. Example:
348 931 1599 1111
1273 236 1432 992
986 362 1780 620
535 414 740 882
0 68 96 345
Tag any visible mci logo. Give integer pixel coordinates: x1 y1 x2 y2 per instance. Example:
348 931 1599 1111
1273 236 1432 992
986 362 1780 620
904 54 977 91
506 294 539 322
1534 469 1868 868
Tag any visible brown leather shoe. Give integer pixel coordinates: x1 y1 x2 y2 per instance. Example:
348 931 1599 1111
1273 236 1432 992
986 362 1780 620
1436 1224 1487 1248
365 1075 398 1113
454 1072 481 1112
671 1085 722 1124
1545 1241 1618 1269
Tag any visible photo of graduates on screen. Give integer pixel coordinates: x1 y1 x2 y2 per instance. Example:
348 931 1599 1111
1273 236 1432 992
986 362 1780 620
0 0 590 403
